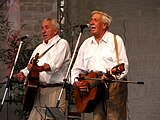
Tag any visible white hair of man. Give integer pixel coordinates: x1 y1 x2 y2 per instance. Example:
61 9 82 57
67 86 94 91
91 11 112 27
43 18 60 29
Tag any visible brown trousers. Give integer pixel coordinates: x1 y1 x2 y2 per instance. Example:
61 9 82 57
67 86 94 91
93 80 128 120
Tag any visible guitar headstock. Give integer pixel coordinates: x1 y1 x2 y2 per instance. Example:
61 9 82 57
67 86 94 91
30 53 39 65
111 63 125 75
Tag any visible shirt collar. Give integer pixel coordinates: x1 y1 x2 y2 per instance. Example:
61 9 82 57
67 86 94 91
101 31 109 43
91 31 109 44
43 34 61 45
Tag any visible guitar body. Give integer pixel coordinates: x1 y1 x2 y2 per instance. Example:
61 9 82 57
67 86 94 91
74 63 125 113
23 53 39 111
74 71 105 113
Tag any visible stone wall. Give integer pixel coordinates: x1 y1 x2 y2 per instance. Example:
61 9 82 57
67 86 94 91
20 0 57 37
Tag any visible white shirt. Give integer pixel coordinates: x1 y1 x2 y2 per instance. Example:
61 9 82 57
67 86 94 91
71 31 129 84
21 35 71 84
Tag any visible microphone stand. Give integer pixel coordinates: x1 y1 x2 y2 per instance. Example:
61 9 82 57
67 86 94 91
55 26 86 119
0 40 24 112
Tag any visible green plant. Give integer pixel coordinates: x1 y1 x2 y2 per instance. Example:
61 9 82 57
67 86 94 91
0 15 41 119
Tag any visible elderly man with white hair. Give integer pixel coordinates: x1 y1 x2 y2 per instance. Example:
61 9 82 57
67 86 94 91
16 18 71 120
71 11 129 120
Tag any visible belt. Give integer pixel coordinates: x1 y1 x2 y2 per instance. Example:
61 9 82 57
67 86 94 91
38 83 64 88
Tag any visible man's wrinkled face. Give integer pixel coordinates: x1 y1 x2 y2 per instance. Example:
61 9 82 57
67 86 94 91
90 13 106 37
41 20 58 43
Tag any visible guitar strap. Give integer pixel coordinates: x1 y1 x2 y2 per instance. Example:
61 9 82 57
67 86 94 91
113 34 119 65
38 39 61 59
109 35 128 120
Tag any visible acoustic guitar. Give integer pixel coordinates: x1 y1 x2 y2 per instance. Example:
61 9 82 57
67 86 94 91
73 63 125 113
23 53 39 111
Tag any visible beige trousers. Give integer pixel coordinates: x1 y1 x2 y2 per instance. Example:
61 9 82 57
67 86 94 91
28 87 66 120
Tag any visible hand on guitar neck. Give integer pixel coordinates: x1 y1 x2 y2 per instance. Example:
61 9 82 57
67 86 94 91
27 63 44 72
27 63 51 72
27 53 42 72
102 63 125 81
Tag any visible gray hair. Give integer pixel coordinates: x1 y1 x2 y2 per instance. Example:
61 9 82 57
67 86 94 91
43 18 60 29
91 11 112 27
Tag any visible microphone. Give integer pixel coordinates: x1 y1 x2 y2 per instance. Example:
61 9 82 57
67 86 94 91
20 35 29 41
74 24 90 28
136 81 144 84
